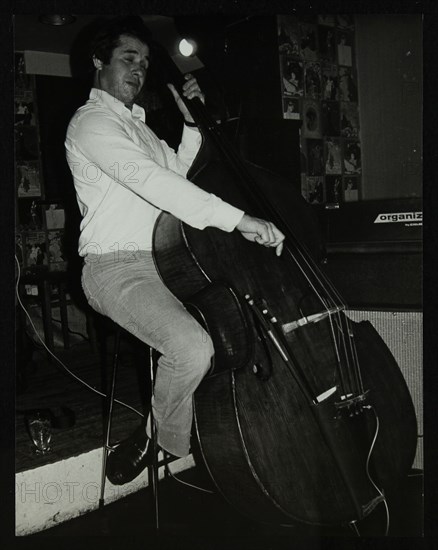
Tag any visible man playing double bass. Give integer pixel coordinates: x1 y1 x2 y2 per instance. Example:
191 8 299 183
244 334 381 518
65 15 284 485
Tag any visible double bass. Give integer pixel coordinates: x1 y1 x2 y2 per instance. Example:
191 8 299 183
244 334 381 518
151 46 418 534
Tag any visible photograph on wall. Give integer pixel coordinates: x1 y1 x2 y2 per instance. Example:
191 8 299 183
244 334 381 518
304 62 321 99
45 203 66 230
325 138 343 175
317 15 336 27
344 141 362 174
282 98 300 120
306 139 324 176
321 100 340 136
48 230 67 271
15 125 39 161
17 199 44 231
306 176 325 204
15 52 31 95
337 31 353 67
280 57 304 97
25 232 48 270
300 172 308 200
338 67 358 102
15 233 25 268
321 63 339 100
300 23 318 61
325 175 342 204
16 161 41 197
318 25 336 62
15 94 36 126
336 15 354 30
277 15 300 57
302 98 321 138
343 176 359 201
340 102 360 138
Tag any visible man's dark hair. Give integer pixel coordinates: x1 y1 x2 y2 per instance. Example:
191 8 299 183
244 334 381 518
89 16 152 64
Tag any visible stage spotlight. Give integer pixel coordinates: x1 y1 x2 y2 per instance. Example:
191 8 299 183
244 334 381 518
178 38 197 57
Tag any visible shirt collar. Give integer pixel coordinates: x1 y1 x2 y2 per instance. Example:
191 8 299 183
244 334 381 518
89 88 146 122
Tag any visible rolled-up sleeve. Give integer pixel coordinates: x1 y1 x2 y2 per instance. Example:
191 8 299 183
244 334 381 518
160 124 203 177
69 111 244 232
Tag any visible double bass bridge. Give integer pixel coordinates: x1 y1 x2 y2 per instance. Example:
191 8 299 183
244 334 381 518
281 306 345 334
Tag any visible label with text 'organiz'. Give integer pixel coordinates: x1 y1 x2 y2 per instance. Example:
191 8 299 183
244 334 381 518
373 212 422 226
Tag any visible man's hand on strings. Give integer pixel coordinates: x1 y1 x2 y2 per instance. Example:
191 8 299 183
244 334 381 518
236 214 285 257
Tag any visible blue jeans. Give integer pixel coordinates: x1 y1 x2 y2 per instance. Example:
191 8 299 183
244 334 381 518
81 250 214 457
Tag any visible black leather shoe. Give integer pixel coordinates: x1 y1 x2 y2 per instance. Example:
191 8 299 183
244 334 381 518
106 424 156 485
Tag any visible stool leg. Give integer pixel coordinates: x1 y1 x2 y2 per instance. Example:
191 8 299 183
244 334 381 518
58 282 70 349
148 348 160 531
99 329 121 508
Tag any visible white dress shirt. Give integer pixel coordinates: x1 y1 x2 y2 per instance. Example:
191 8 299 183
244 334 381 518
65 88 244 257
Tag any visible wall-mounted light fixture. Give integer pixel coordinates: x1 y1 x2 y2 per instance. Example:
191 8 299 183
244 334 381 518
178 38 197 57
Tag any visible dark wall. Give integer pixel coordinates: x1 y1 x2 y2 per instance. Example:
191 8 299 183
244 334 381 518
35 76 89 292
356 15 422 199
36 75 89 202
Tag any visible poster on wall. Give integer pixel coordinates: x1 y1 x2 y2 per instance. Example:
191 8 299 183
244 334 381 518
321 100 340 136
280 56 304 97
340 102 360 138
48 230 67 271
325 138 343 175
338 67 358 102
304 62 321 99
344 141 362 174
15 52 32 95
44 203 66 230
15 233 25 268
17 199 44 231
15 125 39 161
16 161 41 198
24 232 48 270
302 99 321 138
344 176 359 201
336 15 355 31
318 25 336 62
337 32 353 67
306 176 325 204
14 94 36 126
317 15 336 27
282 98 300 120
306 139 324 176
300 23 318 61
325 175 342 204
278 15 300 57
321 63 339 100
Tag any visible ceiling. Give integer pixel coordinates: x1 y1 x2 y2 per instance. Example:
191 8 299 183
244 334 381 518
14 15 184 56
14 14 242 54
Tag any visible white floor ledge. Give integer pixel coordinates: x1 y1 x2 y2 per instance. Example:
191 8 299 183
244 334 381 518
15 448 194 536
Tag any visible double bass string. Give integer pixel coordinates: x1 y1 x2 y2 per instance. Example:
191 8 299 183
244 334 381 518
190 93 362 398
165 52 365 402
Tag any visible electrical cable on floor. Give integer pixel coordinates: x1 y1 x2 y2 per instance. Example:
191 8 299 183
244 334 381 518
15 255 144 419
164 460 214 494
364 404 390 536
